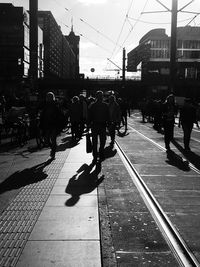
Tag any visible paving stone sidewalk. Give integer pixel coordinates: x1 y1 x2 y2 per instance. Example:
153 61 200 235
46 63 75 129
0 137 102 267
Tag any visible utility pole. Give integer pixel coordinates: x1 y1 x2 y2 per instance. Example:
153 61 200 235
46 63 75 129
170 0 178 93
29 0 38 92
122 47 126 83
141 0 199 94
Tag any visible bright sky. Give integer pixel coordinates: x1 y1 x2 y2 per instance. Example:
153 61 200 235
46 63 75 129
1 0 200 78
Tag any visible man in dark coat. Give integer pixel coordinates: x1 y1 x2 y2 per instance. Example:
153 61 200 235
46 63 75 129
88 91 109 162
162 94 176 151
179 98 199 151
40 92 64 159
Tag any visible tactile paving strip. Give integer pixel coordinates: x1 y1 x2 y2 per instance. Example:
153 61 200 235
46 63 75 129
0 150 69 267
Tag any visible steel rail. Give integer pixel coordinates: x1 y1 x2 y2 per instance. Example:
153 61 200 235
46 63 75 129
115 140 200 267
128 123 200 175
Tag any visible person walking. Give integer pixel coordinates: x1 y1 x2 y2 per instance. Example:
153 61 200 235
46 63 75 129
69 96 82 142
179 98 199 151
79 94 88 137
162 94 176 151
40 92 64 159
108 95 121 147
118 98 129 131
88 91 109 162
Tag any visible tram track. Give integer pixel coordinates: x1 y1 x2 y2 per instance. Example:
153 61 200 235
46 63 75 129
128 122 200 176
115 139 200 267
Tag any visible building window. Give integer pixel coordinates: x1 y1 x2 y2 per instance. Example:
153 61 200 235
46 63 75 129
185 67 196 79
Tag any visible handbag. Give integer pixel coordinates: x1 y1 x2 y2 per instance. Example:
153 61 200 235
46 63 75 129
86 132 92 153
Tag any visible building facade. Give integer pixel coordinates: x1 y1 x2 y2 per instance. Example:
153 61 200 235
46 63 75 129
0 4 30 81
38 11 77 80
127 27 200 86
0 4 79 97
0 3 44 91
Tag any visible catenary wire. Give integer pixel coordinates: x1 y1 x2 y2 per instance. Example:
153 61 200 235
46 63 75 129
128 15 196 25
112 0 149 61
109 0 135 61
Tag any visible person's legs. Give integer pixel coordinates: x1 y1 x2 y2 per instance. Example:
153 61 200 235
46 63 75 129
182 123 193 150
163 122 170 150
109 123 115 144
99 127 107 160
91 127 98 161
50 129 57 158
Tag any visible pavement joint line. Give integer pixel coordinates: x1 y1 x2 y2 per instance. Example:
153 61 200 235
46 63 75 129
0 151 70 266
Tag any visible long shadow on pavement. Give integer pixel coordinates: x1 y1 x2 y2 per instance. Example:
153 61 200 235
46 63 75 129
0 158 53 194
57 136 78 152
172 139 200 170
65 162 104 206
165 149 190 171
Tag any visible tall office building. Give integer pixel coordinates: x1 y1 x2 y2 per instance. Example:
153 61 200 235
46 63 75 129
38 11 76 80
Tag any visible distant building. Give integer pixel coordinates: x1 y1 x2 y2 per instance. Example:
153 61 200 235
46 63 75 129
127 27 200 83
65 26 80 79
38 11 77 80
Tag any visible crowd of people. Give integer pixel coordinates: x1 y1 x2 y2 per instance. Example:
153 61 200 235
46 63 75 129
1 90 200 160
39 91 130 161
139 94 200 152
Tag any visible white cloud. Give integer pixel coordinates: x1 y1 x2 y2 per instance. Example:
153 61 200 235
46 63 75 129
77 0 107 6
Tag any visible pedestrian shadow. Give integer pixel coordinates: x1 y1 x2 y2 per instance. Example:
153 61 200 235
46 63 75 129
172 139 200 170
65 162 104 206
166 150 190 171
104 145 117 159
117 129 129 137
0 158 53 194
56 136 78 151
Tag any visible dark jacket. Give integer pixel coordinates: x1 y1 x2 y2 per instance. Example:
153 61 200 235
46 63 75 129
89 101 109 126
40 102 64 132
180 102 197 125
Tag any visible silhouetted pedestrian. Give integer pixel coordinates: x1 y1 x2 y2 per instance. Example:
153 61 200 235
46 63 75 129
153 99 163 132
108 95 121 147
179 98 199 151
118 98 128 130
40 92 64 159
162 94 176 151
79 94 88 136
88 91 109 162
69 96 82 142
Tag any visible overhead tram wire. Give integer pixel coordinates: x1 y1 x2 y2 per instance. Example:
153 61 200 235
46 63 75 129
112 0 149 60
184 8 200 26
51 0 122 49
51 0 133 71
127 16 196 25
41 14 112 55
78 18 122 49
109 0 135 61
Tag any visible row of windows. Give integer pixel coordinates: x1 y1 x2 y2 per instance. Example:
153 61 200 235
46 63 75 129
177 50 200 59
151 49 169 59
150 48 200 59
178 40 200 49
150 40 200 50
151 40 170 49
